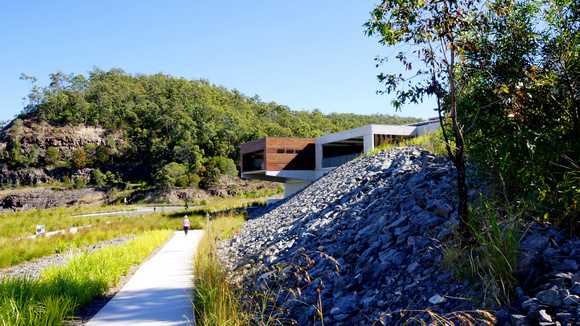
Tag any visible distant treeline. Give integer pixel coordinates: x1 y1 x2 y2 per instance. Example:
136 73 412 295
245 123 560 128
6 68 422 187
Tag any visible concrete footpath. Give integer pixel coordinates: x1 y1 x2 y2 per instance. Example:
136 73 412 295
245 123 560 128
86 230 204 326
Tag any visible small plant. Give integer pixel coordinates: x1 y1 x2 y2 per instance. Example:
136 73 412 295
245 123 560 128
441 196 522 308
467 199 521 307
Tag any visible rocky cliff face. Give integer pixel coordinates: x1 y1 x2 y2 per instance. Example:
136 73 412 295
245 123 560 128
218 146 580 325
1 187 109 211
0 119 122 159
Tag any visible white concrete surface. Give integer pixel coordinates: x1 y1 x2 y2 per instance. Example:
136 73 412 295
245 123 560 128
283 179 312 197
86 230 204 326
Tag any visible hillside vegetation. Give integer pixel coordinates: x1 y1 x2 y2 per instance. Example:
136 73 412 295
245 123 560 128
0 68 421 188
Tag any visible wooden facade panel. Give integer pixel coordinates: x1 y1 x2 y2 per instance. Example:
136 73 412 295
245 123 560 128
241 137 315 172
241 137 267 154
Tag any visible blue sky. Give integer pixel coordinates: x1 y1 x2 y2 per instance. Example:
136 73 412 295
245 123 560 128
0 0 438 123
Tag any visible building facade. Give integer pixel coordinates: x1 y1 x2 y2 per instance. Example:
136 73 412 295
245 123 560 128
240 119 440 197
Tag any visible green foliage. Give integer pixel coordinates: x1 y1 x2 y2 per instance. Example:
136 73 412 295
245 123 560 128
73 177 86 189
71 147 87 168
44 146 60 166
194 213 250 325
62 176 72 188
13 68 421 177
91 168 106 187
10 118 23 134
467 198 521 307
453 0 580 232
27 144 41 167
153 162 189 188
208 156 237 176
0 230 172 325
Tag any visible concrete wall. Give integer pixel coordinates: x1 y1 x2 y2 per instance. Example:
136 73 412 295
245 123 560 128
284 179 312 197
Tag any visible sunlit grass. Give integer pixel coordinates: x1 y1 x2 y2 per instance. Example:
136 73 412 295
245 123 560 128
0 230 173 326
365 127 449 157
0 205 139 238
441 196 522 309
193 212 248 325
0 211 197 269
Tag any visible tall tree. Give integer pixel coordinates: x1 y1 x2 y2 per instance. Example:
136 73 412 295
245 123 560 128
365 0 487 239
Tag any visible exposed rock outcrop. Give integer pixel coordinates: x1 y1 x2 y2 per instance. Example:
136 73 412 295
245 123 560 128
1 188 109 211
0 119 123 159
218 146 580 325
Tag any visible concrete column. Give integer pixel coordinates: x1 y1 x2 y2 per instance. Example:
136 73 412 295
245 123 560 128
315 141 323 171
284 179 312 198
363 131 374 154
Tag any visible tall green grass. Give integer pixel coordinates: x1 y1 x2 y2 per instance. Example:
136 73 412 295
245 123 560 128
0 229 173 326
0 204 137 238
0 212 199 269
193 213 248 325
441 197 521 308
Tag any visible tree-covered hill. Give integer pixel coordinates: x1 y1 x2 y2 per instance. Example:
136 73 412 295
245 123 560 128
1 68 423 188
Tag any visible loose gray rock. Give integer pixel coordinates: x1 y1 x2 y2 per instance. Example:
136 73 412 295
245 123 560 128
216 146 580 325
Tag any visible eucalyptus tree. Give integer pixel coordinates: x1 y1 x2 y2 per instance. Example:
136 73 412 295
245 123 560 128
365 0 489 239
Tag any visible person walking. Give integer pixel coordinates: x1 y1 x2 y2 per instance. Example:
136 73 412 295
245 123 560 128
182 215 190 237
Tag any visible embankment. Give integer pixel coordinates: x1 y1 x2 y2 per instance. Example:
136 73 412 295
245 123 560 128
218 145 580 325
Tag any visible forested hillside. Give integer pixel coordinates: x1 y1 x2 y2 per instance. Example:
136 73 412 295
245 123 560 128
0 68 422 188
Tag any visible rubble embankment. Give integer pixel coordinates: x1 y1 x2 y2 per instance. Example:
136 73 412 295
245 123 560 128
218 146 580 325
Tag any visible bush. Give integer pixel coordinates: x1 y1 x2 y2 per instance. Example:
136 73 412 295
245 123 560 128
45 146 61 166
10 118 23 133
71 147 87 168
95 145 111 165
73 178 86 189
153 162 189 188
91 169 106 187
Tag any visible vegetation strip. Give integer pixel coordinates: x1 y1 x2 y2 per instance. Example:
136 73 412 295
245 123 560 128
0 229 173 326
0 211 185 269
193 213 249 325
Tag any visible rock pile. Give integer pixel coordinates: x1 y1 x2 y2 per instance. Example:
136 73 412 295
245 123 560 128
218 145 580 325
497 224 580 326
218 146 486 325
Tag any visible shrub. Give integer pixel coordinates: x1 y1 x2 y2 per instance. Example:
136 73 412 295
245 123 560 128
71 147 87 168
45 146 61 166
91 169 106 187
95 145 111 165
10 118 23 133
73 177 86 189
153 162 188 188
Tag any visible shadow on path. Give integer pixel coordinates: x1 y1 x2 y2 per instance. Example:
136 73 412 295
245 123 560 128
86 229 204 326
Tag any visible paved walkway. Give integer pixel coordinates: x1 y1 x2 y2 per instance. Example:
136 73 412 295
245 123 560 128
86 230 204 326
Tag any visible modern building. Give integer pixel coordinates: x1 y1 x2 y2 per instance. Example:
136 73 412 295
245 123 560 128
240 119 440 197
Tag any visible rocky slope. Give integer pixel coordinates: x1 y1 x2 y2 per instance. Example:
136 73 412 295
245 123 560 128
218 146 580 325
0 119 123 161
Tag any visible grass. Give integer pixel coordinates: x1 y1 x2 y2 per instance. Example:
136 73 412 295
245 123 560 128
466 199 521 308
0 211 200 269
441 196 522 309
0 229 173 326
193 211 338 325
364 127 449 158
193 212 249 325
0 205 139 238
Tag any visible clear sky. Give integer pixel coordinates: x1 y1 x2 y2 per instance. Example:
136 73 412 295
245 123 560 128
0 0 438 123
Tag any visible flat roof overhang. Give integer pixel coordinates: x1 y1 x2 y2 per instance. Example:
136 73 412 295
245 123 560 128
241 169 316 183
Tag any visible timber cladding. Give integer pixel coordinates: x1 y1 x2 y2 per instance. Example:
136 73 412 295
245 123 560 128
241 137 315 172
